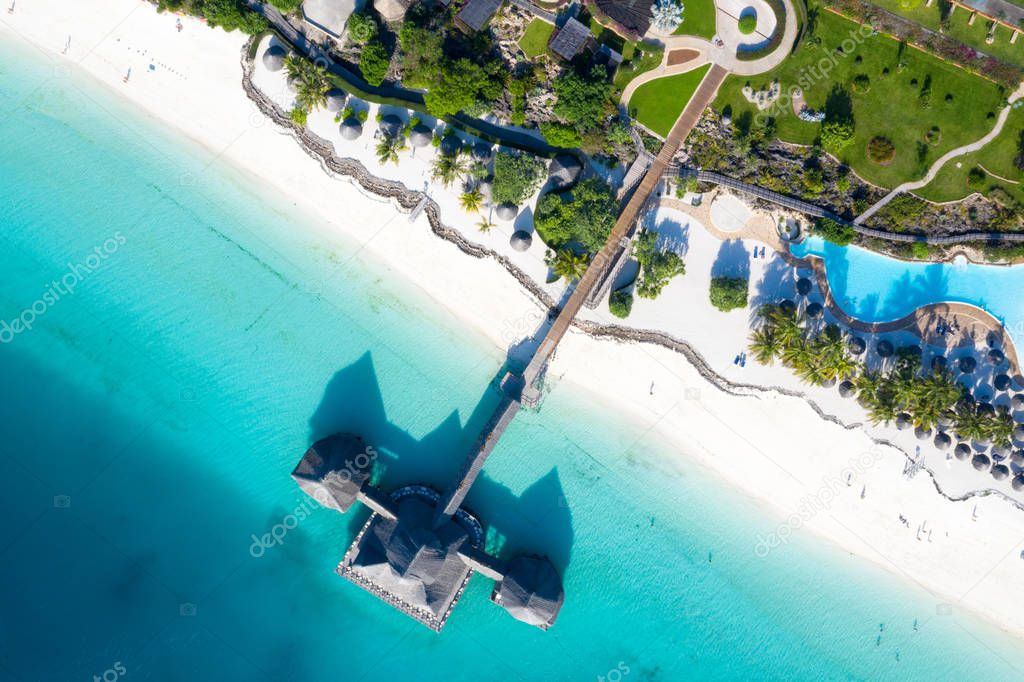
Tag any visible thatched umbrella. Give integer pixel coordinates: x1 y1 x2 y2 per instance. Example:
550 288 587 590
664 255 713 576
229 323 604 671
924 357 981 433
263 45 287 71
1013 393 1024 410
806 302 824 319
779 299 797 316
972 453 991 471
937 412 955 430
477 180 493 204
958 356 977 374
931 355 947 372
877 340 894 358
838 380 855 398
914 425 932 440
510 230 532 252
1012 474 1024 491
440 135 462 156
408 124 433 148
991 463 1010 480
896 413 912 430
325 89 347 112
934 431 952 450
848 336 866 356
978 401 995 416
495 203 518 221
1011 449 1024 466
992 442 1012 459
954 442 972 460
1014 423 1024 443
995 374 1012 392
796 277 812 296
378 114 404 139
902 344 922 358
989 348 1005 366
547 154 583 190
339 118 363 140
472 142 493 163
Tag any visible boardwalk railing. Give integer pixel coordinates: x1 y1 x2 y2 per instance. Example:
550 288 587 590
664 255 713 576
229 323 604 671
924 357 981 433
677 168 838 219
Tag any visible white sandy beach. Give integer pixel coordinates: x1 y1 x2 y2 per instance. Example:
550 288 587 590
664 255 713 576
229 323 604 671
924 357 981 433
4 0 1024 642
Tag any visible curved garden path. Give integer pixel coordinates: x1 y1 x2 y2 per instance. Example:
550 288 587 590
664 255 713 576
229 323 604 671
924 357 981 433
855 83 1024 225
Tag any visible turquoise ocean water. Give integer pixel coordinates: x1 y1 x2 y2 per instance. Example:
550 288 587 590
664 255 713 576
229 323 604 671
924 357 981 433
2 38 1024 681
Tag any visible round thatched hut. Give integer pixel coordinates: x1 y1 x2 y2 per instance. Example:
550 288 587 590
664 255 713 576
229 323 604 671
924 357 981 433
510 231 533 252
263 44 287 71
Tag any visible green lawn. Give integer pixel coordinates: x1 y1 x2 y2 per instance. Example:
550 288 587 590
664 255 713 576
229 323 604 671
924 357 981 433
519 18 555 58
629 64 712 137
916 106 1024 202
672 0 717 39
712 7 1007 188
613 42 666 92
866 0 1024 67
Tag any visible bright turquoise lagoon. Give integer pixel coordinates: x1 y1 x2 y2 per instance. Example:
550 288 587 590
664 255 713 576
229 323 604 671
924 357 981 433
792 236 1024 341
3 38 1024 681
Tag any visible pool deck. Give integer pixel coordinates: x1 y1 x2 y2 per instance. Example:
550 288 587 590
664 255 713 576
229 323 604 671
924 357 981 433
659 192 1023 380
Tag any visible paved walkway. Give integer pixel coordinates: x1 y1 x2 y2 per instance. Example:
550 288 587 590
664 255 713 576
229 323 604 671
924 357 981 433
855 83 1024 224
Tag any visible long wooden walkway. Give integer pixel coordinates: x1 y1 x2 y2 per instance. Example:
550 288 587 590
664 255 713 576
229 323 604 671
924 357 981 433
522 64 729 393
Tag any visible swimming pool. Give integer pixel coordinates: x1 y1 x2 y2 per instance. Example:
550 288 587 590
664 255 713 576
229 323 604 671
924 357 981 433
792 236 1024 345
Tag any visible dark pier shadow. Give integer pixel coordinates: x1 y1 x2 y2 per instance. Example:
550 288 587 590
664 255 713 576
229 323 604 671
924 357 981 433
306 352 575 572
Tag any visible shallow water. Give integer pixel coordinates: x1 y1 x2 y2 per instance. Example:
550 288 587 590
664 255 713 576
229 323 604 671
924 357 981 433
1 38 1024 681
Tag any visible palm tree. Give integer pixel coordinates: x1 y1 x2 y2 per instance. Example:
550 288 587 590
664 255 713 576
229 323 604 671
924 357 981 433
954 400 986 441
460 187 484 213
476 217 495 233
547 248 589 282
988 406 1014 446
430 153 468 188
375 136 405 166
748 327 781 365
295 67 329 112
284 53 304 81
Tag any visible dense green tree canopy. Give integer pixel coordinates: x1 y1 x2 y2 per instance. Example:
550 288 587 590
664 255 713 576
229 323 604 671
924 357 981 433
345 12 379 44
552 66 613 131
709 276 749 311
534 178 617 253
360 41 391 86
423 58 503 118
634 231 686 299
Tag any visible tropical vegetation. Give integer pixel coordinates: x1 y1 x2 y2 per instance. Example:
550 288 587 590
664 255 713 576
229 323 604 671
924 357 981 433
546 248 590 282
634 231 686 299
534 178 617 254
709 276 748 311
492 152 545 206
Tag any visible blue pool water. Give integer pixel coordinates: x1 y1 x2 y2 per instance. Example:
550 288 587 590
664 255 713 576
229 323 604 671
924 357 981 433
2 37 1024 681
793 236 1024 341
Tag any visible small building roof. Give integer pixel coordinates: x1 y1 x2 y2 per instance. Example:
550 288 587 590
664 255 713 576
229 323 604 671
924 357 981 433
594 0 655 38
263 44 287 71
549 18 591 61
303 0 360 38
491 556 564 630
291 433 372 512
456 0 502 32
374 0 416 22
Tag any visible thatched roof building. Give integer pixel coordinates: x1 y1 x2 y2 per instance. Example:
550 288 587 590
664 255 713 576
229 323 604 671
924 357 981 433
456 0 502 32
291 434 373 513
263 44 287 71
302 0 358 38
491 556 564 630
496 203 518 221
593 0 655 39
409 124 434 148
548 154 583 188
510 230 533 252
374 0 416 22
338 489 480 632
340 118 364 140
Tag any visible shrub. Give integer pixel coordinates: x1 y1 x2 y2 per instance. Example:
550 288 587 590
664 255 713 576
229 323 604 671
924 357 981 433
492 152 545 205
634 231 685 299
534 178 617 253
288 107 308 126
851 74 870 93
346 12 378 44
867 136 896 164
820 120 854 152
811 217 856 246
967 166 987 189
267 0 301 11
609 289 633 318
709 276 749 312
552 65 613 131
200 0 268 33
925 126 941 146
359 41 391 86
540 121 583 148
910 241 930 260
738 14 758 34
